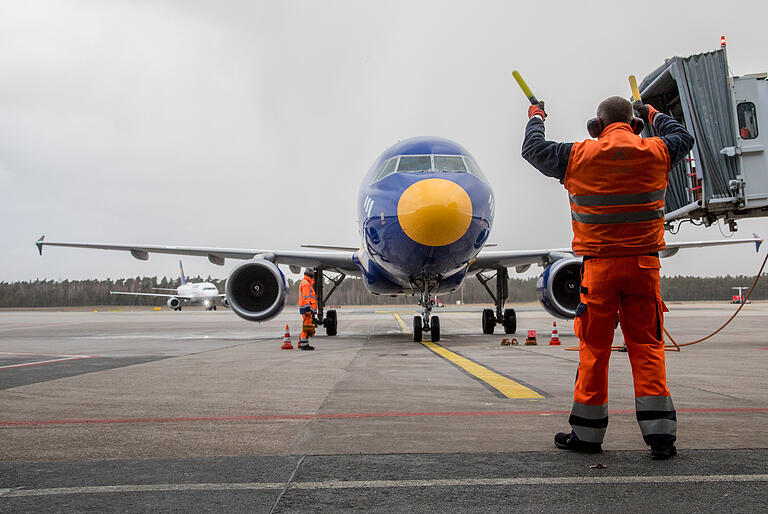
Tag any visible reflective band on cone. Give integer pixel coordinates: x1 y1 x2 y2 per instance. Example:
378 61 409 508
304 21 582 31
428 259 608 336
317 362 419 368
549 322 561 345
281 324 294 350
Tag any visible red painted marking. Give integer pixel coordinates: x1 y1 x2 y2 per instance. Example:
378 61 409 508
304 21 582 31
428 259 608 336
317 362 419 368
1 407 766 427
760 348 768 350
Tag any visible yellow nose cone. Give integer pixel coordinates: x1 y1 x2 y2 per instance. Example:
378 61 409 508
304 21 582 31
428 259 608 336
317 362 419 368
397 178 473 247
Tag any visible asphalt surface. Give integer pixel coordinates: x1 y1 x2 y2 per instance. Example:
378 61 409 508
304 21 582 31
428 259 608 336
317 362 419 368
1 304 767 511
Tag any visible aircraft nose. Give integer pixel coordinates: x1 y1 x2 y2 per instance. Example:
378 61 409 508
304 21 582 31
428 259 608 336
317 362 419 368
397 178 473 246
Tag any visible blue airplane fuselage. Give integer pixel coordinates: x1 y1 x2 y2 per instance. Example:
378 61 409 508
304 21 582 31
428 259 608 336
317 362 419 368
354 137 494 296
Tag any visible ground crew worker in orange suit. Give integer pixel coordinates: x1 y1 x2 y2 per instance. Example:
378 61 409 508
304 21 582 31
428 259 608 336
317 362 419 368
522 96 694 459
297 268 318 351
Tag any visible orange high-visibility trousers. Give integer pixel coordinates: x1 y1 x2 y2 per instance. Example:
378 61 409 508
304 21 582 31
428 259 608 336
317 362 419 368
299 311 314 343
570 255 676 446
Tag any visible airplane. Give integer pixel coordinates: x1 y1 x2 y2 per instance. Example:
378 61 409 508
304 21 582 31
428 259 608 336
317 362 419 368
110 260 227 311
36 136 762 342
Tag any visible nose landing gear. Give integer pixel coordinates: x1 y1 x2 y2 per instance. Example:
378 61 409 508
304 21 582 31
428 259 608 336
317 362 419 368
477 267 516 335
413 289 440 342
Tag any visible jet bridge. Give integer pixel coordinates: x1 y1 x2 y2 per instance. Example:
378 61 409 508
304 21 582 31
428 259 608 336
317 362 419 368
638 41 768 232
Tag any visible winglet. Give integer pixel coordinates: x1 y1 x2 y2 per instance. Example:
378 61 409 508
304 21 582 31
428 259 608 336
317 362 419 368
754 233 763 252
36 235 45 255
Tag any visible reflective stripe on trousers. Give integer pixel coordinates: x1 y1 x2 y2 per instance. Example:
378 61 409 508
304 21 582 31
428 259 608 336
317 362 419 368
636 395 677 445
569 402 608 443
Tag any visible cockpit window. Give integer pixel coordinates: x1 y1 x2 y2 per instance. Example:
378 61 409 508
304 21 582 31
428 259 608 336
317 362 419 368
434 155 466 172
463 157 487 181
397 155 432 172
374 157 398 181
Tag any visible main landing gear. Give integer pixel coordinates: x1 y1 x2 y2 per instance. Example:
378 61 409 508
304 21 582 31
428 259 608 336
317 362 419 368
477 267 516 335
413 289 440 343
313 269 345 336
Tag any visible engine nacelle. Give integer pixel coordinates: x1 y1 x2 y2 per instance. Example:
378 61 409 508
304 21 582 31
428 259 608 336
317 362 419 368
167 297 180 309
536 257 582 319
225 258 287 322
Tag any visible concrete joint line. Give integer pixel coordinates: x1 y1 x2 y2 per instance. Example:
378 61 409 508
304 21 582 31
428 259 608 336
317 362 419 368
5 475 768 497
270 454 305 514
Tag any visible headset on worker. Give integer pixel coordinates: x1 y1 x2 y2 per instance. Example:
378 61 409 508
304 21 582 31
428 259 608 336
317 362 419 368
586 115 644 139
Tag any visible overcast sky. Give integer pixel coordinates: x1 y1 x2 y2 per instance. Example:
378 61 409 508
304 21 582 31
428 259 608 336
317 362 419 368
2 0 767 284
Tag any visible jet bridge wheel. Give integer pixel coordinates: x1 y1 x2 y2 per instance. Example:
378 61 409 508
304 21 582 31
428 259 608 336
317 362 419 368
482 308 495 334
430 316 440 342
325 309 338 336
413 316 423 342
503 308 516 334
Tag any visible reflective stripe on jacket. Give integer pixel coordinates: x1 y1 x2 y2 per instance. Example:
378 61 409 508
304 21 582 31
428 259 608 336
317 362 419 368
564 123 670 257
298 276 317 310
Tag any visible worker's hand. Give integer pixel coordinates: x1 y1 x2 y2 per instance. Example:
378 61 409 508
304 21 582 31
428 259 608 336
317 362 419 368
528 102 546 120
633 101 659 125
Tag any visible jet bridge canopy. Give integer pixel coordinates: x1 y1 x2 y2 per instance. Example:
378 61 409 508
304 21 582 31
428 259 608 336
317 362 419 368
638 46 768 232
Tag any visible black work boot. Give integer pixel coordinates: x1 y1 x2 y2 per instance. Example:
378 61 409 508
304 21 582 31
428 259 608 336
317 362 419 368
300 344 315 351
650 443 677 460
554 431 602 453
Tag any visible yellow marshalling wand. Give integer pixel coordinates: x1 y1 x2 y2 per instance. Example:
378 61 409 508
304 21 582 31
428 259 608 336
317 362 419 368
512 70 539 105
629 74 642 103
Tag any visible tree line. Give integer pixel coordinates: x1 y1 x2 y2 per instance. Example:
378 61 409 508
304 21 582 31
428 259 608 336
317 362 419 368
0 273 765 308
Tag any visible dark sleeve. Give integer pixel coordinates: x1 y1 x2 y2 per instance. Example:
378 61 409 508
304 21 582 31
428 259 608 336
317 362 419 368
653 113 695 168
521 117 573 183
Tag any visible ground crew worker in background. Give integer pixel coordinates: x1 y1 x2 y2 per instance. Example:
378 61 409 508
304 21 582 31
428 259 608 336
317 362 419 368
522 96 694 460
298 268 318 351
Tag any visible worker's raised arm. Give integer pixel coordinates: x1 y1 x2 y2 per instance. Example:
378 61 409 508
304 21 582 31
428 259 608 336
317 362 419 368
635 103 695 168
521 106 573 184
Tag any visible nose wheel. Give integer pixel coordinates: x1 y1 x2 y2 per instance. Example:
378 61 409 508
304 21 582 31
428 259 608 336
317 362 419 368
413 314 440 342
413 289 440 342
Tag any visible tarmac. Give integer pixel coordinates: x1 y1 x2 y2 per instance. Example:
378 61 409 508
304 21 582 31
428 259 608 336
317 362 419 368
1 303 766 512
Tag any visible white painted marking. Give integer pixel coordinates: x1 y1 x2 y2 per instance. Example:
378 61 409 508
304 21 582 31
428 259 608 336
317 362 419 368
4 475 767 497
0 356 93 370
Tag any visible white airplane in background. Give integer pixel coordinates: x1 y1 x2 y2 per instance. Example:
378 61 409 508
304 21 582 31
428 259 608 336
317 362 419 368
110 260 227 311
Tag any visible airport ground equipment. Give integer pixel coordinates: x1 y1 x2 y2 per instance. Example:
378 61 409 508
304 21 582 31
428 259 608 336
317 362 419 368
637 39 768 232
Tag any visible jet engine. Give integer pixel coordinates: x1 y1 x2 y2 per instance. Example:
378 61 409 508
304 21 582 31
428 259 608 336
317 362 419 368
536 257 582 319
167 297 180 310
221 296 229 308
225 258 287 322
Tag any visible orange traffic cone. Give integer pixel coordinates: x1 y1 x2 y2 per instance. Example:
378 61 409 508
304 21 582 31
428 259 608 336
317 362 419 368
525 330 538 345
281 324 294 350
549 322 561 345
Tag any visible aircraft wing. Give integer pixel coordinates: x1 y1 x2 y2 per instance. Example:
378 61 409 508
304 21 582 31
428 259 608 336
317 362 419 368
35 236 360 275
471 234 763 273
110 291 193 300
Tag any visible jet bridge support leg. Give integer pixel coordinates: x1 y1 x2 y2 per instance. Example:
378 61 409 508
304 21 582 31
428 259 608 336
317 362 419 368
314 269 345 336
477 267 516 335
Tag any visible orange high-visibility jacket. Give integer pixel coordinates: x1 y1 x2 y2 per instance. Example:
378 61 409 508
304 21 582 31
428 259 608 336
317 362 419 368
298 276 317 310
564 124 670 257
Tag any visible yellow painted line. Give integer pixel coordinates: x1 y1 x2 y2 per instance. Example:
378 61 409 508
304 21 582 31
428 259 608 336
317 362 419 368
421 341 544 399
389 313 544 399
392 313 410 333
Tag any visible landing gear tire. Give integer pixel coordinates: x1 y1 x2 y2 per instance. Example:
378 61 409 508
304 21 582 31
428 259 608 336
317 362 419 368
503 308 516 334
482 308 495 334
413 316 423 342
430 316 440 342
213 305 217 311
325 309 338 336
175 306 182 312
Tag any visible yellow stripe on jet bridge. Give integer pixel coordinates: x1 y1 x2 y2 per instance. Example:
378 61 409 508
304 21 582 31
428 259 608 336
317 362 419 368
391 313 544 399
